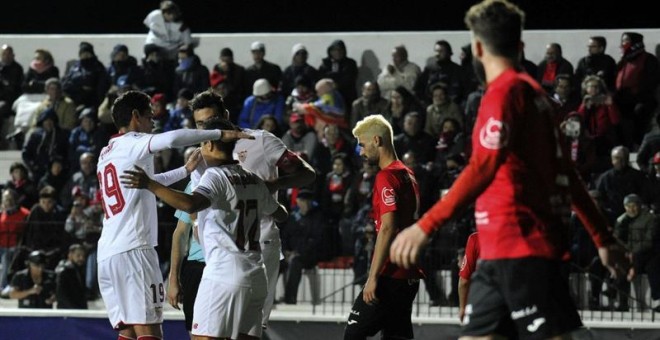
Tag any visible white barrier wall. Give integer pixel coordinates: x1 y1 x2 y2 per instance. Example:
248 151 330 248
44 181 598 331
2 29 660 87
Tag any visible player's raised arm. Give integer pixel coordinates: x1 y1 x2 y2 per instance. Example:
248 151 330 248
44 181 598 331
121 165 211 213
148 128 254 154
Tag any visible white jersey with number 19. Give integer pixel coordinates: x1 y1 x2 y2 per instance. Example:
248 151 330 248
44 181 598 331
96 132 160 261
194 164 280 285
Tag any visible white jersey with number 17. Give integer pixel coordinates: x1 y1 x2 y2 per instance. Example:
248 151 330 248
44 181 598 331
194 164 280 285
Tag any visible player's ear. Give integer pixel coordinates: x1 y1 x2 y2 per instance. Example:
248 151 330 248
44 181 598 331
131 109 140 121
373 135 382 147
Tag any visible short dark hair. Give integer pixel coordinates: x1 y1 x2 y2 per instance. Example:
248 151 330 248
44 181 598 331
69 243 85 254
464 0 524 61
111 90 151 129
204 117 238 155
39 185 57 200
9 162 28 175
590 36 607 49
190 89 229 122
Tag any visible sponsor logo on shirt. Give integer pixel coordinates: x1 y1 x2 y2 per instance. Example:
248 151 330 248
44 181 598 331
381 187 396 206
479 117 508 150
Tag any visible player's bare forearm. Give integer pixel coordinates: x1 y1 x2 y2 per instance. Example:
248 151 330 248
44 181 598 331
458 277 470 312
122 165 210 213
368 212 397 280
169 219 191 282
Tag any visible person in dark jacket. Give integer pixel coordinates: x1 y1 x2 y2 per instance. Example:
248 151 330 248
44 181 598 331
318 40 358 113
61 42 110 108
0 44 24 120
22 49 60 94
107 44 144 90
55 244 87 309
8 250 56 309
21 108 69 182
172 46 209 97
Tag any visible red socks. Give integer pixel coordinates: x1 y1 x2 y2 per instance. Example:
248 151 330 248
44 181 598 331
136 336 162 340
118 335 135 340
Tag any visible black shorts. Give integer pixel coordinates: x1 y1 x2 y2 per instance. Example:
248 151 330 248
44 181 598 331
180 259 205 331
461 257 582 340
344 276 419 340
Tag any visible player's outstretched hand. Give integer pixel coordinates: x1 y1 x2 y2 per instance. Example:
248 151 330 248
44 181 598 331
220 130 255 142
184 147 202 173
121 165 152 189
598 241 632 281
389 223 429 269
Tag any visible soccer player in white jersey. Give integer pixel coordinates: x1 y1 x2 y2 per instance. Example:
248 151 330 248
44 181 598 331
121 117 289 340
96 90 253 340
189 90 316 329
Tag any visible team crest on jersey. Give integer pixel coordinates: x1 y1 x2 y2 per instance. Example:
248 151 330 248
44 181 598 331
381 187 396 206
237 150 248 163
479 117 508 150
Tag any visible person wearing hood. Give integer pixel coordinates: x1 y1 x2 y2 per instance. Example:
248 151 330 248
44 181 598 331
61 41 110 108
107 44 144 91
173 45 209 97
22 49 59 94
282 43 319 98
37 156 68 196
68 107 109 172
22 108 69 182
318 39 358 112
614 32 660 148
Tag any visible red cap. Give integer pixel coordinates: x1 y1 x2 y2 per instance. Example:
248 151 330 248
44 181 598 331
151 93 166 104
210 72 226 87
290 113 303 123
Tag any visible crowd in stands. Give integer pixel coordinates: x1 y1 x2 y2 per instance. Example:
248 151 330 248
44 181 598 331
0 2 659 311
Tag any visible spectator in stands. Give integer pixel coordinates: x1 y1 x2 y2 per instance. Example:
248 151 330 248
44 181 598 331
96 84 130 137
282 113 318 160
551 74 580 124
55 244 87 309
210 47 246 123
433 118 467 167
0 188 30 294
37 156 68 197
458 43 479 104
238 78 285 129
351 81 388 129
8 250 56 309
611 194 659 311
285 74 317 125
577 75 620 152
596 146 650 218
536 42 574 94
3 162 38 209
0 44 24 121
245 41 283 91
614 32 660 149
68 107 108 172
519 41 538 77
282 43 319 99
281 189 329 305
377 45 421 100
107 44 144 91
559 112 600 185
294 78 347 138
425 82 463 137
636 114 660 175
61 41 110 109
60 152 98 211
321 152 354 225
22 49 59 94
22 107 69 182
384 86 424 136
164 89 193 131
255 114 283 138
345 159 378 218
415 40 464 107
402 151 438 216
173 45 209 97
29 78 77 134
141 43 174 101
393 111 436 165
318 40 358 110
463 83 484 143
312 124 356 193
574 36 617 92
23 186 66 269
143 0 192 62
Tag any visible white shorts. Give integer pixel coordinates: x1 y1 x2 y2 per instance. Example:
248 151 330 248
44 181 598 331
98 248 164 329
191 273 267 339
